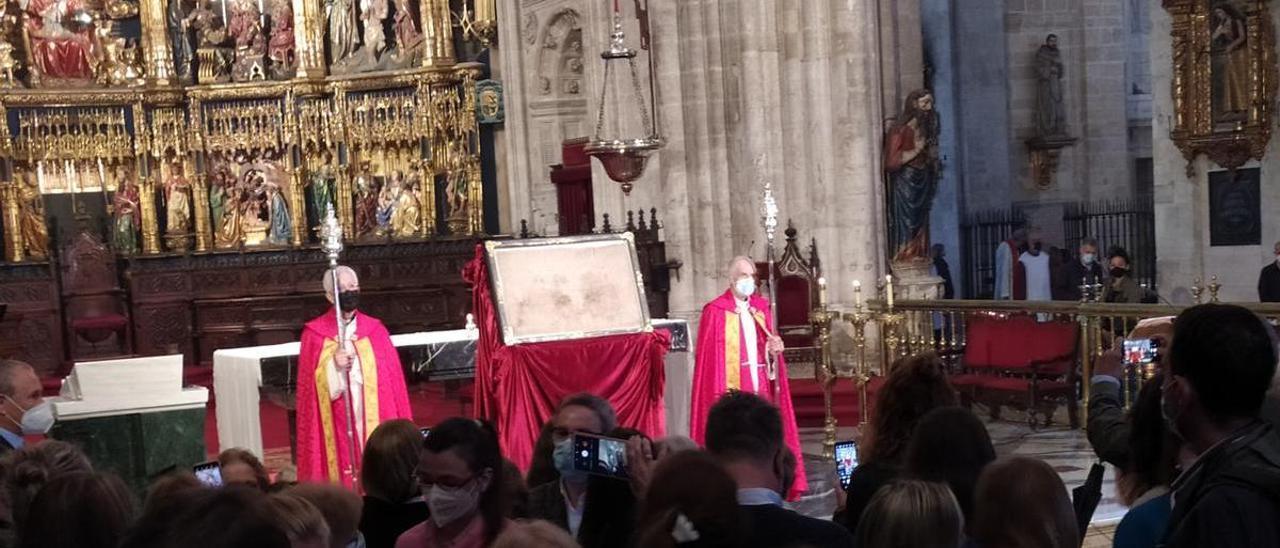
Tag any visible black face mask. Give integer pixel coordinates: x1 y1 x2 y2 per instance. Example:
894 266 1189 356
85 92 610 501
338 290 361 312
1110 267 1128 279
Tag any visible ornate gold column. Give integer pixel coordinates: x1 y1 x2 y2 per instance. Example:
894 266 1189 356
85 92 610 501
139 0 176 85
1 183 22 262
191 168 211 251
421 0 456 68
458 67 483 235
139 177 161 254
292 0 326 78
289 167 306 245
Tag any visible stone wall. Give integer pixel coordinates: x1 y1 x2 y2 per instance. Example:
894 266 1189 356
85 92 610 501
1151 6 1280 303
495 0 921 322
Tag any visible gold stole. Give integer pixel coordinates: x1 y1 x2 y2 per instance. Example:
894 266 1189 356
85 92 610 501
723 307 774 391
314 336 382 482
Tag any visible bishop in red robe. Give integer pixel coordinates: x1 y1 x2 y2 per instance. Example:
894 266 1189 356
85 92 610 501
690 256 806 498
296 265 413 488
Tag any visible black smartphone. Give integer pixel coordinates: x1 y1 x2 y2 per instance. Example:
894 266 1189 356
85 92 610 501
420 427 431 438
193 460 223 487
571 432 629 479
834 440 858 489
1123 338 1159 367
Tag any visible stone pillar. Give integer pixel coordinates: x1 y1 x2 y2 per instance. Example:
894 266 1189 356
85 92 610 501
497 0 904 320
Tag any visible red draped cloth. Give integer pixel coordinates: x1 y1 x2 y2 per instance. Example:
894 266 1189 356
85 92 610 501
463 246 670 470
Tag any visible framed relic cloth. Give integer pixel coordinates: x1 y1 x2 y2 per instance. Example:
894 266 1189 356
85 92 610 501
485 233 651 345
1164 0 1278 173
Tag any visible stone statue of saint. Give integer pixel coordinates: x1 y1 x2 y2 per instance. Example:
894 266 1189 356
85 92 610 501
1035 34 1066 138
884 89 940 262
266 181 291 244
353 162 379 237
1212 5 1249 118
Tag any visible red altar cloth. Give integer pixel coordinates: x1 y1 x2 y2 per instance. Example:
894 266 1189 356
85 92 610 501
463 246 670 470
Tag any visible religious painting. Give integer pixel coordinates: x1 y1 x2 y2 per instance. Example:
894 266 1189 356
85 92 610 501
206 149 292 248
484 233 651 345
1208 167 1261 246
1165 0 1277 173
7 0 145 88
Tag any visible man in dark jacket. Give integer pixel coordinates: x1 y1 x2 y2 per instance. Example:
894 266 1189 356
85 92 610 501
1258 241 1280 302
1158 304 1280 547
0 359 47 454
706 391 854 548
1055 237 1104 301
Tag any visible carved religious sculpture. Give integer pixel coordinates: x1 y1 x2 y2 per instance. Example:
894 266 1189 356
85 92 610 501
266 181 291 244
267 0 293 77
353 162 378 238
884 89 939 262
391 0 421 63
167 0 193 81
306 157 335 233
163 162 193 250
18 173 49 259
227 0 265 81
1211 4 1249 121
112 171 140 254
360 0 388 64
21 0 97 85
326 0 356 65
391 170 420 237
1035 34 1067 138
375 170 397 235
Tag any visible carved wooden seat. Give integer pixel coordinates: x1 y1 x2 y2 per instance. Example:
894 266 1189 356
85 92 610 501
60 228 132 360
756 223 822 367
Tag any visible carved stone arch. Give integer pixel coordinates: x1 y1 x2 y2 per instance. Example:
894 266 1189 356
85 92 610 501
535 9 584 98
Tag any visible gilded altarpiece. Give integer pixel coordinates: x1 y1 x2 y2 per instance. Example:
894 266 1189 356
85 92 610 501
1165 0 1278 174
0 0 493 373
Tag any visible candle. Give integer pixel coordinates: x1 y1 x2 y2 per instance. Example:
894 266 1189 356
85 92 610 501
853 279 862 309
817 277 827 307
886 274 894 309
36 162 45 193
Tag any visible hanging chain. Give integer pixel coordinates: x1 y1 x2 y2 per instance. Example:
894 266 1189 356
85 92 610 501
628 56 654 137
593 59 613 140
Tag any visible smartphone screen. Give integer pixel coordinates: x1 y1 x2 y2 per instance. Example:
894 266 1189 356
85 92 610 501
834 441 858 489
571 433 629 479
193 460 223 487
1123 338 1159 366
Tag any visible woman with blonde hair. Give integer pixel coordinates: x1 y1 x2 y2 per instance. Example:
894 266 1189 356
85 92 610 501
854 480 963 548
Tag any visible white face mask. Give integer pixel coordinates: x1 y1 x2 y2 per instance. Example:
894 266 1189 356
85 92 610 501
734 277 756 297
1082 253 1096 266
425 474 487 528
5 396 54 435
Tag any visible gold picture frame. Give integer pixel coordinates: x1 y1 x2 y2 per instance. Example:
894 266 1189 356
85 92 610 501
1165 0 1277 175
484 233 652 346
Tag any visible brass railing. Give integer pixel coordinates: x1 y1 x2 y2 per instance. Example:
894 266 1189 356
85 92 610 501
809 287 1280 458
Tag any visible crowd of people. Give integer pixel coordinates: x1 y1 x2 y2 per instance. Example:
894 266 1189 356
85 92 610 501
0 303 1275 547
985 230 1156 303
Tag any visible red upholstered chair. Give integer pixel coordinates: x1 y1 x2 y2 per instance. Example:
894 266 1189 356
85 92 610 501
60 228 132 361
756 223 823 367
951 313 1079 428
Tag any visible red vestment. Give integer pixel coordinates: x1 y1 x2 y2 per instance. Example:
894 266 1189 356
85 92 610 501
24 0 94 80
690 290 807 499
296 309 412 488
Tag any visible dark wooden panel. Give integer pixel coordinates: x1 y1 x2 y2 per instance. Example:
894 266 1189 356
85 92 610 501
0 264 64 376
